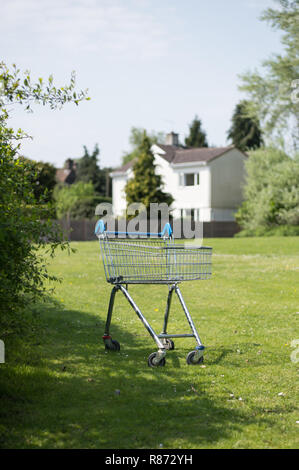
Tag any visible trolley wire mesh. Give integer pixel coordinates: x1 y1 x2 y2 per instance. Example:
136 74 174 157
99 236 212 284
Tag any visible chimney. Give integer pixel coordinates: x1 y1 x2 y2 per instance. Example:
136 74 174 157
166 132 179 146
64 158 74 170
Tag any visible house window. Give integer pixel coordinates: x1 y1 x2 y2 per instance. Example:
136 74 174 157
181 209 200 221
179 173 200 186
185 173 195 186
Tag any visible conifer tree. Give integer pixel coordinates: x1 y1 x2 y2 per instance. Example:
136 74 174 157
122 127 165 165
227 100 263 151
125 132 173 213
76 144 107 195
185 115 208 148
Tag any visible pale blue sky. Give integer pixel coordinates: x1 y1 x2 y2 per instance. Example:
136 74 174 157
1 0 282 168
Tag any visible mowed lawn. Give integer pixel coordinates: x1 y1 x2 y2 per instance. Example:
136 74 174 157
1 237 298 449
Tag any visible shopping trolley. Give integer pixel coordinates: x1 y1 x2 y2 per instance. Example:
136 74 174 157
95 220 212 367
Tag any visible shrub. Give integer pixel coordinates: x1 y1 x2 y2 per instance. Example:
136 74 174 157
236 147 299 235
0 62 89 336
69 196 112 220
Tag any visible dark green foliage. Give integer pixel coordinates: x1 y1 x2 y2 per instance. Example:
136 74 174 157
0 62 89 335
19 157 57 202
75 144 108 195
236 147 299 234
53 181 95 219
125 132 173 213
69 196 112 220
185 116 208 148
0 142 69 336
227 100 263 151
53 180 112 219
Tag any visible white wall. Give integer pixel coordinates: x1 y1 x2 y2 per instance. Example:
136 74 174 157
154 153 212 221
112 174 127 215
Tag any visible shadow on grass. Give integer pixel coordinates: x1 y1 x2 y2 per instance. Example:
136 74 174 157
0 299 276 449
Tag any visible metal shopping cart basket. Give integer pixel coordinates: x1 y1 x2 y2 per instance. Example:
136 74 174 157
95 220 212 367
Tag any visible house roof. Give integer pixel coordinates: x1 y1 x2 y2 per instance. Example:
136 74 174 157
111 159 136 175
56 168 75 184
56 158 77 184
171 146 235 164
111 144 245 175
154 144 178 163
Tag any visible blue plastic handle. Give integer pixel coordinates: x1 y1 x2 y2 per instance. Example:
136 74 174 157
95 219 106 235
95 221 173 238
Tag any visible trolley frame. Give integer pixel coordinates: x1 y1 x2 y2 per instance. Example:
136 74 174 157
95 221 212 367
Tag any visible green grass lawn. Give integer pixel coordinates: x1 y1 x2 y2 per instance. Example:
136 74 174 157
1 237 298 449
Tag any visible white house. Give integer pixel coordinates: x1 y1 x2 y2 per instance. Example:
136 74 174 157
111 133 247 222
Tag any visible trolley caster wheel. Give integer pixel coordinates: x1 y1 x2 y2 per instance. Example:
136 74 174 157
186 350 204 365
148 352 166 368
162 338 175 350
103 336 120 351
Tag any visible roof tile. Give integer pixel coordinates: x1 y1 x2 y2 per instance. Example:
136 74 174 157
111 144 240 174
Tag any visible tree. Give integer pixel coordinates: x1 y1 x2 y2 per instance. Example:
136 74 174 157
122 127 165 165
53 181 95 219
185 115 208 148
125 132 173 213
20 157 57 202
227 100 263 151
75 144 107 195
68 195 112 220
236 147 299 233
0 61 89 335
239 0 299 151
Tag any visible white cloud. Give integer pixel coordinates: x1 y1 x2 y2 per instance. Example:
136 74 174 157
1 0 174 60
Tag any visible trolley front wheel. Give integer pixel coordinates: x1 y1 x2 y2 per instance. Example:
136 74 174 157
103 337 120 351
162 338 175 350
148 352 166 368
186 350 204 365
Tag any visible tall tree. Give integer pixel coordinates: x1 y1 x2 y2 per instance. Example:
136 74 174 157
236 147 299 233
53 181 95 219
75 144 106 195
20 157 57 202
125 132 173 212
122 127 165 165
239 0 299 151
227 100 263 151
0 61 88 334
185 116 208 148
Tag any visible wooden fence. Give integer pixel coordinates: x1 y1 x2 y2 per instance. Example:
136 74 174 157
56 218 240 241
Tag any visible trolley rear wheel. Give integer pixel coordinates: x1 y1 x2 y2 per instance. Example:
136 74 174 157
104 338 120 351
148 352 166 367
186 350 204 365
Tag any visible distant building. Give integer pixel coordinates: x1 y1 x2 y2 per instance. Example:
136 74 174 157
110 132 247 222
56 158 77 184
